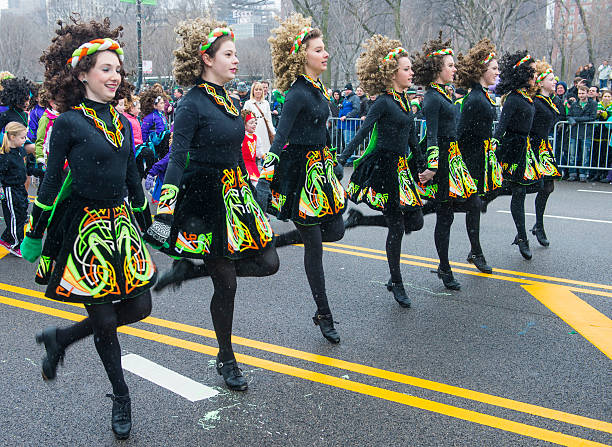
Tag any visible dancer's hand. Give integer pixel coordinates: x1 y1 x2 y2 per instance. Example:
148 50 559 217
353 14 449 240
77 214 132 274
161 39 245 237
21 236 42 263
419 169 436 183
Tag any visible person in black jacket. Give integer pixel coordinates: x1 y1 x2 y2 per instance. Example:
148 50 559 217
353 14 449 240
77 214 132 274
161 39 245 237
413 35 477 290
21 18 156 440
454 38 502 274
262 14 346 343
528 60 561 247
490 51 544 260
337 35 424 307
567 84 598 181
0 122 28 256
0 76 36 155
144 18 279 391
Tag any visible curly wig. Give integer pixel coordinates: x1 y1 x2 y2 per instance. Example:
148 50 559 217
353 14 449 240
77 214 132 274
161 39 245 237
268 13 323 92
532 59 553 94
0 77 35 109
173 17 229 87
495 50 535 96
455 38 497 88
139 84 167 117
39 16 131 113
355 34 406 95
124 94 139 112
412 33 453 87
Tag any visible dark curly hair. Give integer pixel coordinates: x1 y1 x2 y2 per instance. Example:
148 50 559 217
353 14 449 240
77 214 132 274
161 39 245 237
39 16 131 113
139 83 167 118
456 38 497 89
495 50 535 96
412 33 453 86
0 77 35 109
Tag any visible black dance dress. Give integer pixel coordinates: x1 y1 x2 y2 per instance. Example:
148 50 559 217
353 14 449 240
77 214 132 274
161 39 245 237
457 84 503 195
422 83 476 201
28 99 156 304
158 82 273 259
267 75 346 224
493 89 544 185
530 94 561 179
341 91 422 211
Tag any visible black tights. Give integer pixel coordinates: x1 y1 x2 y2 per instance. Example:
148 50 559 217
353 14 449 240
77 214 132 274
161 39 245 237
534 179 554 228
509 184 527 239
382 208 424 283
288 214 345 315
205 246 279 362
434 195 482 271
55 291 153 396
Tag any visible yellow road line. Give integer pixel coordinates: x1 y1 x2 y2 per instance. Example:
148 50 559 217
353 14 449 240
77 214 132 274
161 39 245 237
321 245 612 299
523 284 612 361
326 242 612 292
2 281 611 435
1 293 609 447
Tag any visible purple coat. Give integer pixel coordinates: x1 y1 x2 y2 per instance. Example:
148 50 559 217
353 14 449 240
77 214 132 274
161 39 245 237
149 151 169 179
27 104 45 142
141 111 168 143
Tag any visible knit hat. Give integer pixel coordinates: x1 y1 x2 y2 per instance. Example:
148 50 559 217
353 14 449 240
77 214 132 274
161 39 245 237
237 82 248 92
344 83 353 91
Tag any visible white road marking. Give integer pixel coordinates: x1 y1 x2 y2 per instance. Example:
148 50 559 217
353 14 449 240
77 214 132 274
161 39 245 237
122 353 218 402
496 210 612 224
577 189 612 194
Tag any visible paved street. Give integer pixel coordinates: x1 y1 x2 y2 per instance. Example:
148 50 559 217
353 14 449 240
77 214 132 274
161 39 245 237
1 179 611 446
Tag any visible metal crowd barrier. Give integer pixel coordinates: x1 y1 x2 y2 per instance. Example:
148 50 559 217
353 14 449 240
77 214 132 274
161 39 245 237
552 120 611 173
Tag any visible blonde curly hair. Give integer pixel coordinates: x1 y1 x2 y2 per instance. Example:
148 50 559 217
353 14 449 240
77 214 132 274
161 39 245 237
268 13 322 92
173 17 229 86
455 38 497 88
355 34 406 95
533 59 553 95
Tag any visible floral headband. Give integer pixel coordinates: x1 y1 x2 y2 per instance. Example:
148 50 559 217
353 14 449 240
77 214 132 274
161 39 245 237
514 54 533 68
290 27 313 55
536 69 553 84
68 38 124 67
426 48 453 58
200 28 235 54
383 47 408 61
481 52 495 65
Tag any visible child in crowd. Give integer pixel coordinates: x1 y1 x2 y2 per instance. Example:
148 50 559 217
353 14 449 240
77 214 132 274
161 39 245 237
241 110 259 185
0 122 28 257
35 98 60 169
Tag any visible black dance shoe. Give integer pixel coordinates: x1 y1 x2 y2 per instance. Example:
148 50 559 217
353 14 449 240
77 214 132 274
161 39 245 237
466 251 493 274
312 313 340 344
344 208 363 229
512 235 532 260
216 357 248 391
436 267 461 290
385 278 411 308
531 225 550 247
154 258 207 292
35 327 65 381
107 393 131 440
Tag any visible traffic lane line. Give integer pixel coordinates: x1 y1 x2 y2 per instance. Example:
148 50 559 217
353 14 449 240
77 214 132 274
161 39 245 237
2 287 612 436
496 210 612 224
0 294 609 447
325 242 612 293
523 284 612 361
320 245 612 299
121 353 219 401
577 190 612 194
